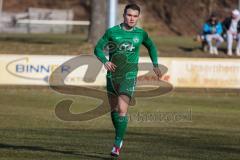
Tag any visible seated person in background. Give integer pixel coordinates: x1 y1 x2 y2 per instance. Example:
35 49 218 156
222 9 240 56
203 13 223 55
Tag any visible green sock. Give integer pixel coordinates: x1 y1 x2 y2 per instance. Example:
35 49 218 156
111 111 119 129
114 115 128 148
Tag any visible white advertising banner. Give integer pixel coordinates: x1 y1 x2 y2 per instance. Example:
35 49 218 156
171 58 240 88
0 55 106 86
0 54 240 88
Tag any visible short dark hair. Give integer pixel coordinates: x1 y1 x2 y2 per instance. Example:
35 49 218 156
124 4 141 15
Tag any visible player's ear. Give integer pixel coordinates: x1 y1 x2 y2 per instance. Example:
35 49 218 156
137 12 140 17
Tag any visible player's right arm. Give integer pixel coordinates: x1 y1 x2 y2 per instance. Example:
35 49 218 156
94 29 116 72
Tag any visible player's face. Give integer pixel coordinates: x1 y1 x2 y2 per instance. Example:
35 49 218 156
123 9 140 28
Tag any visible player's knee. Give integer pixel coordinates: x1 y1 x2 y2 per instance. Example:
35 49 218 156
118 105 128 116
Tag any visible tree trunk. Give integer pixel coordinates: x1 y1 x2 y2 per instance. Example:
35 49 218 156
208 0 214 15
88 0 107 46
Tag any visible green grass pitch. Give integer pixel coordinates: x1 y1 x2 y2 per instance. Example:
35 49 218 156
0 87 240 160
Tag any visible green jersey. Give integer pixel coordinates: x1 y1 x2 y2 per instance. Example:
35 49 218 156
94 23 159 80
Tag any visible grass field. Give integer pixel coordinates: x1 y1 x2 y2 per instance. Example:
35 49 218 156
0 32 240 159
0 88 240 160
0 33 239 58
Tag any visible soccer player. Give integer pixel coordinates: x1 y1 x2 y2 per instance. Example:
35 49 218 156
94 3 162 158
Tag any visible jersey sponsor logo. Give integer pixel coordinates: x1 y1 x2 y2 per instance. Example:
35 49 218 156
104 41 136 53
119 41 135 52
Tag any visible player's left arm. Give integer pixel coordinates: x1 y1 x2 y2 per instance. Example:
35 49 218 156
142 31 162 79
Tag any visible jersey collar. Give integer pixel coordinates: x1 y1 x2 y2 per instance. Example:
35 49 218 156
119 23 135 31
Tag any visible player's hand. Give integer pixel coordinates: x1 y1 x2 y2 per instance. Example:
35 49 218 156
153 66 162 80
104 62 117 72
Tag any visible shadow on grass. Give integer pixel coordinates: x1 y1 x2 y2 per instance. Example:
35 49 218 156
0 143 112 160
1 127 240 160
126 127 240 159
178 46 202 52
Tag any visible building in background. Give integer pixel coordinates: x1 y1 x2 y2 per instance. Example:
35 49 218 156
0 8 74 33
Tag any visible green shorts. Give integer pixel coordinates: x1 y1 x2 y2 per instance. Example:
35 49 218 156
106 77 137 98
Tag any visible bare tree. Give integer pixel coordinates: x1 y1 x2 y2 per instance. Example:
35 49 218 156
208 0 214 15
88 0 107 46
